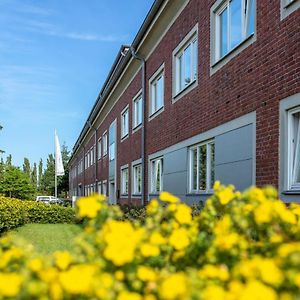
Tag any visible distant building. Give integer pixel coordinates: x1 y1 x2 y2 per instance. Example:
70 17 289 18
69 0 300 204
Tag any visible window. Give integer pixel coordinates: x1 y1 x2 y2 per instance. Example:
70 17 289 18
149 67 164 116
281 0 300 19
288 107 300 190
121 106 129 138
133 93 142 129
133 164 142 195
189 141 215 193
150 158 163 193
214 0 255 61
121 167 129 195
98 138 102 160
103 132 107 156
174 33 197 95
98 182 102 195
109 142 115 161
102 180 107 196
90 147 94 166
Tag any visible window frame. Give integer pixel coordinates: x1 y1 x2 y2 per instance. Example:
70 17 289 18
172 25 198 101
102 180 107 196
281 0 300 19
132 91 143 131
150 157 163 194
102 131 108 157
120 165 129 196
149 64 165 118
121 105 129 140
97 138 102 160
287 107 300 191
132 163 142 195
210 0 256 74
188 140 215 194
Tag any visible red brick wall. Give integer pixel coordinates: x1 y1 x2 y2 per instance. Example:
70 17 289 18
70 0 300 203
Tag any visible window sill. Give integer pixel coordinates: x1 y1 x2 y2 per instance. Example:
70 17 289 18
210 33 255 75
187 190 213 196
132 194 142 198
149 107 164 121
120 194 129 198
132 123 142 134
121 134 129 142
282 190 300 195
172 79 197 104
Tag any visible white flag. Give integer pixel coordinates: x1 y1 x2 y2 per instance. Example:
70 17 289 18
55 130 65 176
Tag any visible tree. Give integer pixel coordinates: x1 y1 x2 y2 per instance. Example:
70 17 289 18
0 165 35 199
6 154 12 166
40 154 55 195
0 125 4 155
58 144 70 197
31 162 37 188
23 158 31 178
38 159 43 190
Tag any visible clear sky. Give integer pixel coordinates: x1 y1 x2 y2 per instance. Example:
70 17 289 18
0 0 154 167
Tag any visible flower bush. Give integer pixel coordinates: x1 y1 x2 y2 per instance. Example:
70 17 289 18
0 183 300 299
0 197 76 233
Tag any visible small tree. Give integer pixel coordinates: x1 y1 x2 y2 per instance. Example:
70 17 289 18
0 165 35 199
23 158 31 178
31 162 37 188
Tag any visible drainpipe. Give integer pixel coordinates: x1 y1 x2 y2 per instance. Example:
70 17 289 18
82 144 86 196
130 47 146 206
87 120 98 192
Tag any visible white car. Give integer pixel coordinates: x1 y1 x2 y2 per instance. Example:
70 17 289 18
36 196 59 204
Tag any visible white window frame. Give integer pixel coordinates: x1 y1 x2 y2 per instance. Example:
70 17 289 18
132 163 142 195
90 147 93 166
287 107 300 191
281 0 300 19
188 140 215 193
102 180 107 196
120 165 129 196
98 138 102 160
173 25 198 99
149 64 164 117
121 105 129 139
103 131 108 156
150 157 163 194
213 0 255 62
133 91 143 130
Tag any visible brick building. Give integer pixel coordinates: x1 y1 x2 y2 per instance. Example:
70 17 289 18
69 0 300 204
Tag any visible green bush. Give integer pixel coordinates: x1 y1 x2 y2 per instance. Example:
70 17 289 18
0 196 76 233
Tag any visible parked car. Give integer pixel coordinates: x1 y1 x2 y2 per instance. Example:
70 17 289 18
36 196 61 205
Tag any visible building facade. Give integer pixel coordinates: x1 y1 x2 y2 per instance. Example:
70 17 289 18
69 0 300 205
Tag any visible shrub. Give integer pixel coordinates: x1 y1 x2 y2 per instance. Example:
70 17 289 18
0 197 76 233
0 183 300 299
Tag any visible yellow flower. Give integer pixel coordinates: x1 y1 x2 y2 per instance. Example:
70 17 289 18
59 265 96 294
147 199 159 215
159 273 188 300
213 180 221 190
77 195 102 218
137 266 157 281
217 187 235 205
240 280 277 300
115 270 125 281
254 202 273 224
199 264 229 281
141 243 160 257
169 228 190 250
174 204 192 224
274 202 296 224
50 282 63 300
150 232 166 246
117 291 142 300
28 258 43 272
214 232 239 250
54 251 73 270
259 259 283 285
103 220 144 266
278 243 300 257
202 285 226 300
0 272 23 297
160 192 180 203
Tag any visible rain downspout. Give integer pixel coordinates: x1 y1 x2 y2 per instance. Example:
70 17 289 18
130 47 146 206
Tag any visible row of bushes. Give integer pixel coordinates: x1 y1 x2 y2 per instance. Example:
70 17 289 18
0 197 76 233
0 183 299 299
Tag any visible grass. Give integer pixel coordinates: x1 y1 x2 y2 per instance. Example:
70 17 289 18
8 223 82 255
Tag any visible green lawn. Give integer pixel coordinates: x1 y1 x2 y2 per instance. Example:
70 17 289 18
8 223 82 255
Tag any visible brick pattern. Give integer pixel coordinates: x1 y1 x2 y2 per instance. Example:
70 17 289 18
70 0 300 204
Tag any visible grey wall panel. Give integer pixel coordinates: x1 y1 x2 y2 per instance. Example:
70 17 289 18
164 148 188 175
163 171 187 195
215 124 253 165
215 159 253 191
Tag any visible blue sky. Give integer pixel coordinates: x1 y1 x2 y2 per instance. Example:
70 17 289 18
0 0 154 167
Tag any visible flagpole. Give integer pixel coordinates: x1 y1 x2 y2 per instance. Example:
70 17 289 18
55 129 57 198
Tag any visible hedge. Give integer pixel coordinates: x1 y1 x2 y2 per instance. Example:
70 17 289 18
0 196 76 233
0 183 299 299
